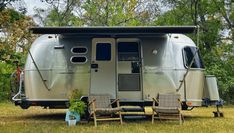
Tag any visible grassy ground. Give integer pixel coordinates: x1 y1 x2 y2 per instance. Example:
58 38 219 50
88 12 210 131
0 102 233 133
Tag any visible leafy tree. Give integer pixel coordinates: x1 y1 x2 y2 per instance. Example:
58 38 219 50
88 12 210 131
0 9 35 61
37 0 160 26
0 8 35 101
80 0 159 26
35 0 82 26
156 0 234 103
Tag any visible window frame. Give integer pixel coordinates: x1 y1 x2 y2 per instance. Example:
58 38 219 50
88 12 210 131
70 56 88 64
71 46 88 54
117 41 140 61
182 46 204 69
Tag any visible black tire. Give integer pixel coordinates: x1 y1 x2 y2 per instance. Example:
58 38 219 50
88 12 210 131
20 101 30 109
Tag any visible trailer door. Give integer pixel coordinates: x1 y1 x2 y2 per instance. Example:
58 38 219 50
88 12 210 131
117 39 143 100
90 38 116 98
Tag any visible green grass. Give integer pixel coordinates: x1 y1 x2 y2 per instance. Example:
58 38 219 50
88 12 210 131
0 102 233 133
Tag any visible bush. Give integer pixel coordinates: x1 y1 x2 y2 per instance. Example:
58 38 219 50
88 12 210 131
0 74 12 101
0 62 15 102
202 45 234 104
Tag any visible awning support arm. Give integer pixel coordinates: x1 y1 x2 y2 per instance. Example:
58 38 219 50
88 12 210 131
176 26 200 94
28 50 50 91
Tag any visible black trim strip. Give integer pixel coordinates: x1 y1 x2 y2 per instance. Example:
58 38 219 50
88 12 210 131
30 26 197 34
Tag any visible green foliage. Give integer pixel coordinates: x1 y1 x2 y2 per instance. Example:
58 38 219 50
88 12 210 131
203 44 234 103
0 8 33 102
40 0 159 26
8 8 24 23
69 90 86 115
155 0 234 103
45 8 81 26
0 63 14 101
69 99 86 115
81 0 158 26
0 52 27 102
155 8 193 26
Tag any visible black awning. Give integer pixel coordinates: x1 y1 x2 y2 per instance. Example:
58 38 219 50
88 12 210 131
30 26 197 35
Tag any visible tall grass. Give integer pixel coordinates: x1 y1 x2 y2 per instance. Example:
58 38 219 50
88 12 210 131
0 102 233 133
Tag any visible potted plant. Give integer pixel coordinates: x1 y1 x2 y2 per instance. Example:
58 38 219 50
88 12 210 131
65 89 86 126
67 115 77 126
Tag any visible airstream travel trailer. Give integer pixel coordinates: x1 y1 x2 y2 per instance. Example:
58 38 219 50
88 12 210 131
12 26 222 112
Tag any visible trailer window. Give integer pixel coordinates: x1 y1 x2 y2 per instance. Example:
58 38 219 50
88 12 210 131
71 47 88 54
118 42 139 61
118 74 140 91
96 43 111 61
183 47 204 68
70 56 87 64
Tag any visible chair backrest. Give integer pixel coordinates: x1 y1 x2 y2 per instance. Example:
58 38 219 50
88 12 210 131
89 94 111 108
158 93 181 108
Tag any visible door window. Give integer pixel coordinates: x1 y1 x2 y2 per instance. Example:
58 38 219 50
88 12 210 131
96 43 111 61
118 42 139 61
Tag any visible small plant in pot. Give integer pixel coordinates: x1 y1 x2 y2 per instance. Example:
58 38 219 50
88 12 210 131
65 89 86 126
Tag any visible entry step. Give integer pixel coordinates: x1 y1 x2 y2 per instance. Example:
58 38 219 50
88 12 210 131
121 106 145 112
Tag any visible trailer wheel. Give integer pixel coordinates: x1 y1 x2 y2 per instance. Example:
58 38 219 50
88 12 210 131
20 101 30 109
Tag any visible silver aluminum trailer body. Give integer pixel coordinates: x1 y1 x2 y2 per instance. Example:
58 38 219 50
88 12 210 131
13 27 216 109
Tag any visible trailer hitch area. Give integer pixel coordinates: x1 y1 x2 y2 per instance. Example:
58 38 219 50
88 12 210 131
213 105 224 117
202 98 224 117
213 101 224 117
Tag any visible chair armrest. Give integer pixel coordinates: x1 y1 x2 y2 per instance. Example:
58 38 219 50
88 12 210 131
111 99 120 105
178 98 182 103
152 98 158 108
109 99 120 107
88 98 96 112
88 98 96 106
178 98 182 109
152 98 159 104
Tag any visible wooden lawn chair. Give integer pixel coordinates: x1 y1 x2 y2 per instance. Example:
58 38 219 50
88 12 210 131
88 94 123 127
152 93 184 124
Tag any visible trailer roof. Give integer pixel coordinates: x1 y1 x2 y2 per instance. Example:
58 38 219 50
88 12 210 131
30 26 197 35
